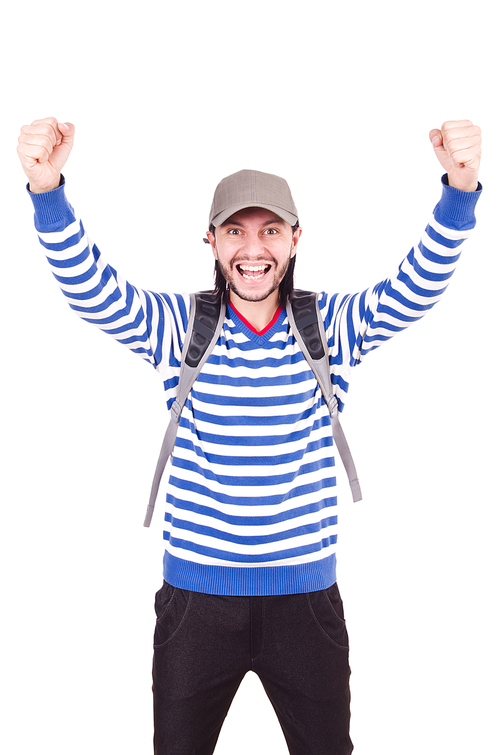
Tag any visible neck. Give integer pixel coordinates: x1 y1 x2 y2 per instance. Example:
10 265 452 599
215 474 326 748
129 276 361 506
228 291 281 333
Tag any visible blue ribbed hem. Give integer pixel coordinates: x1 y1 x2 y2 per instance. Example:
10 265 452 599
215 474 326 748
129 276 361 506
163 551 337 595
27 175 75 231
435 174 482 230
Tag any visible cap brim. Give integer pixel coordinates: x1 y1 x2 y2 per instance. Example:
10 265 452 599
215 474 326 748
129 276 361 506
211 202 298 228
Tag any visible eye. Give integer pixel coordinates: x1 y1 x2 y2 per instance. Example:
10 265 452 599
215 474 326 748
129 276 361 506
227 228 242 235
263 228 279 235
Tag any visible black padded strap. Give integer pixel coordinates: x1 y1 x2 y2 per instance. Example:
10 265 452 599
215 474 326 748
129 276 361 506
290 290 325 361
185 291 222 368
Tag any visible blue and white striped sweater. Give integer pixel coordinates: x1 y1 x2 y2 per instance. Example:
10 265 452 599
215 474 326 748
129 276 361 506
29 177 481 595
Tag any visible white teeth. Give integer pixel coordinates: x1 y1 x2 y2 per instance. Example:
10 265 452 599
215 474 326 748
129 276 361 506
239 265 269 271
236 263 271 280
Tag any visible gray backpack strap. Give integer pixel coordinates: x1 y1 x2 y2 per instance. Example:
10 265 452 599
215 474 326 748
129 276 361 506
286 291 362 503
143 292 225 527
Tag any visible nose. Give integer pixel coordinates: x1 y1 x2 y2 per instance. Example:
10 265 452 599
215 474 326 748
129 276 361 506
239 231 269 259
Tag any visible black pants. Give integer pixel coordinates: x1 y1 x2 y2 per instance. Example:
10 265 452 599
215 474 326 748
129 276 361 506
152 582 353 755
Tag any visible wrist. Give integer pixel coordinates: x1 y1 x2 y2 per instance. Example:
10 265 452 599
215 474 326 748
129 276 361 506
446 173 480 193
28 175 62 194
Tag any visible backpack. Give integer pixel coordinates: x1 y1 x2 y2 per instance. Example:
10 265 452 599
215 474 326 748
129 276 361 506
143 290 362 527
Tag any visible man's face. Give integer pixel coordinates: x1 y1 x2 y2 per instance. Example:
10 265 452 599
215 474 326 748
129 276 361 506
207 207 301 304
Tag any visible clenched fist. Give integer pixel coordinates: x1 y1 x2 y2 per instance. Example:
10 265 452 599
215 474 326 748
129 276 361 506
17 117 75 193
429 120 481 192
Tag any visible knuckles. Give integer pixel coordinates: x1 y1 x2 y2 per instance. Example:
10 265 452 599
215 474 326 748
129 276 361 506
441 120 481 139
19 118 60 144
441 120 482 159
32 116 59 129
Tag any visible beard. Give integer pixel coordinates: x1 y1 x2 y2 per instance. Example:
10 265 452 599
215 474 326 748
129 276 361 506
217 254 292 303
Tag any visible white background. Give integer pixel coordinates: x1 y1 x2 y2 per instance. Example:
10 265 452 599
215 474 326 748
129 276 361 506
1 1 498 753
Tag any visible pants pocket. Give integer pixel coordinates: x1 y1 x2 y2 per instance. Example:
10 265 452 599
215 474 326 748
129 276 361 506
307 582 349 650
153 581 191 648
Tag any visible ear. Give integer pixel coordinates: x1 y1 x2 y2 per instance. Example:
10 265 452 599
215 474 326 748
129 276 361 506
206 230 218 259
290 226 302 258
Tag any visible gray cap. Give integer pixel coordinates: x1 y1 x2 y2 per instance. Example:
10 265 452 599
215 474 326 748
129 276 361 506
209 169 298 228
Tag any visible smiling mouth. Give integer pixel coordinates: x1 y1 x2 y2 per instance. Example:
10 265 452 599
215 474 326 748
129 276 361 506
236 264 272 280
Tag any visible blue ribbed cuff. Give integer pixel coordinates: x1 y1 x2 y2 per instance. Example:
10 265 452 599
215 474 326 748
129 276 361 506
27 175 75 231
435 174 482 230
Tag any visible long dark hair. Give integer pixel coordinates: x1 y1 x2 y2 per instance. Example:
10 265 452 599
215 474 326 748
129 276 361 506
211 221 299 305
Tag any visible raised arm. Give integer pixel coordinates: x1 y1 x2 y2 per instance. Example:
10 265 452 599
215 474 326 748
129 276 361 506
17 117 189 379
321 121 482 410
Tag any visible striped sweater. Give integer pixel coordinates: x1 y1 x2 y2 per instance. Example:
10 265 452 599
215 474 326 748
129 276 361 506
29 177 481 595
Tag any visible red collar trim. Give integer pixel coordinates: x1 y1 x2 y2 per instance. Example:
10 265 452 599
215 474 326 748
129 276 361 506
228 302 282 336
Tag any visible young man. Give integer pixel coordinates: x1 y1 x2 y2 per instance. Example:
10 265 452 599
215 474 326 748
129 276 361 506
18 118 482 755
